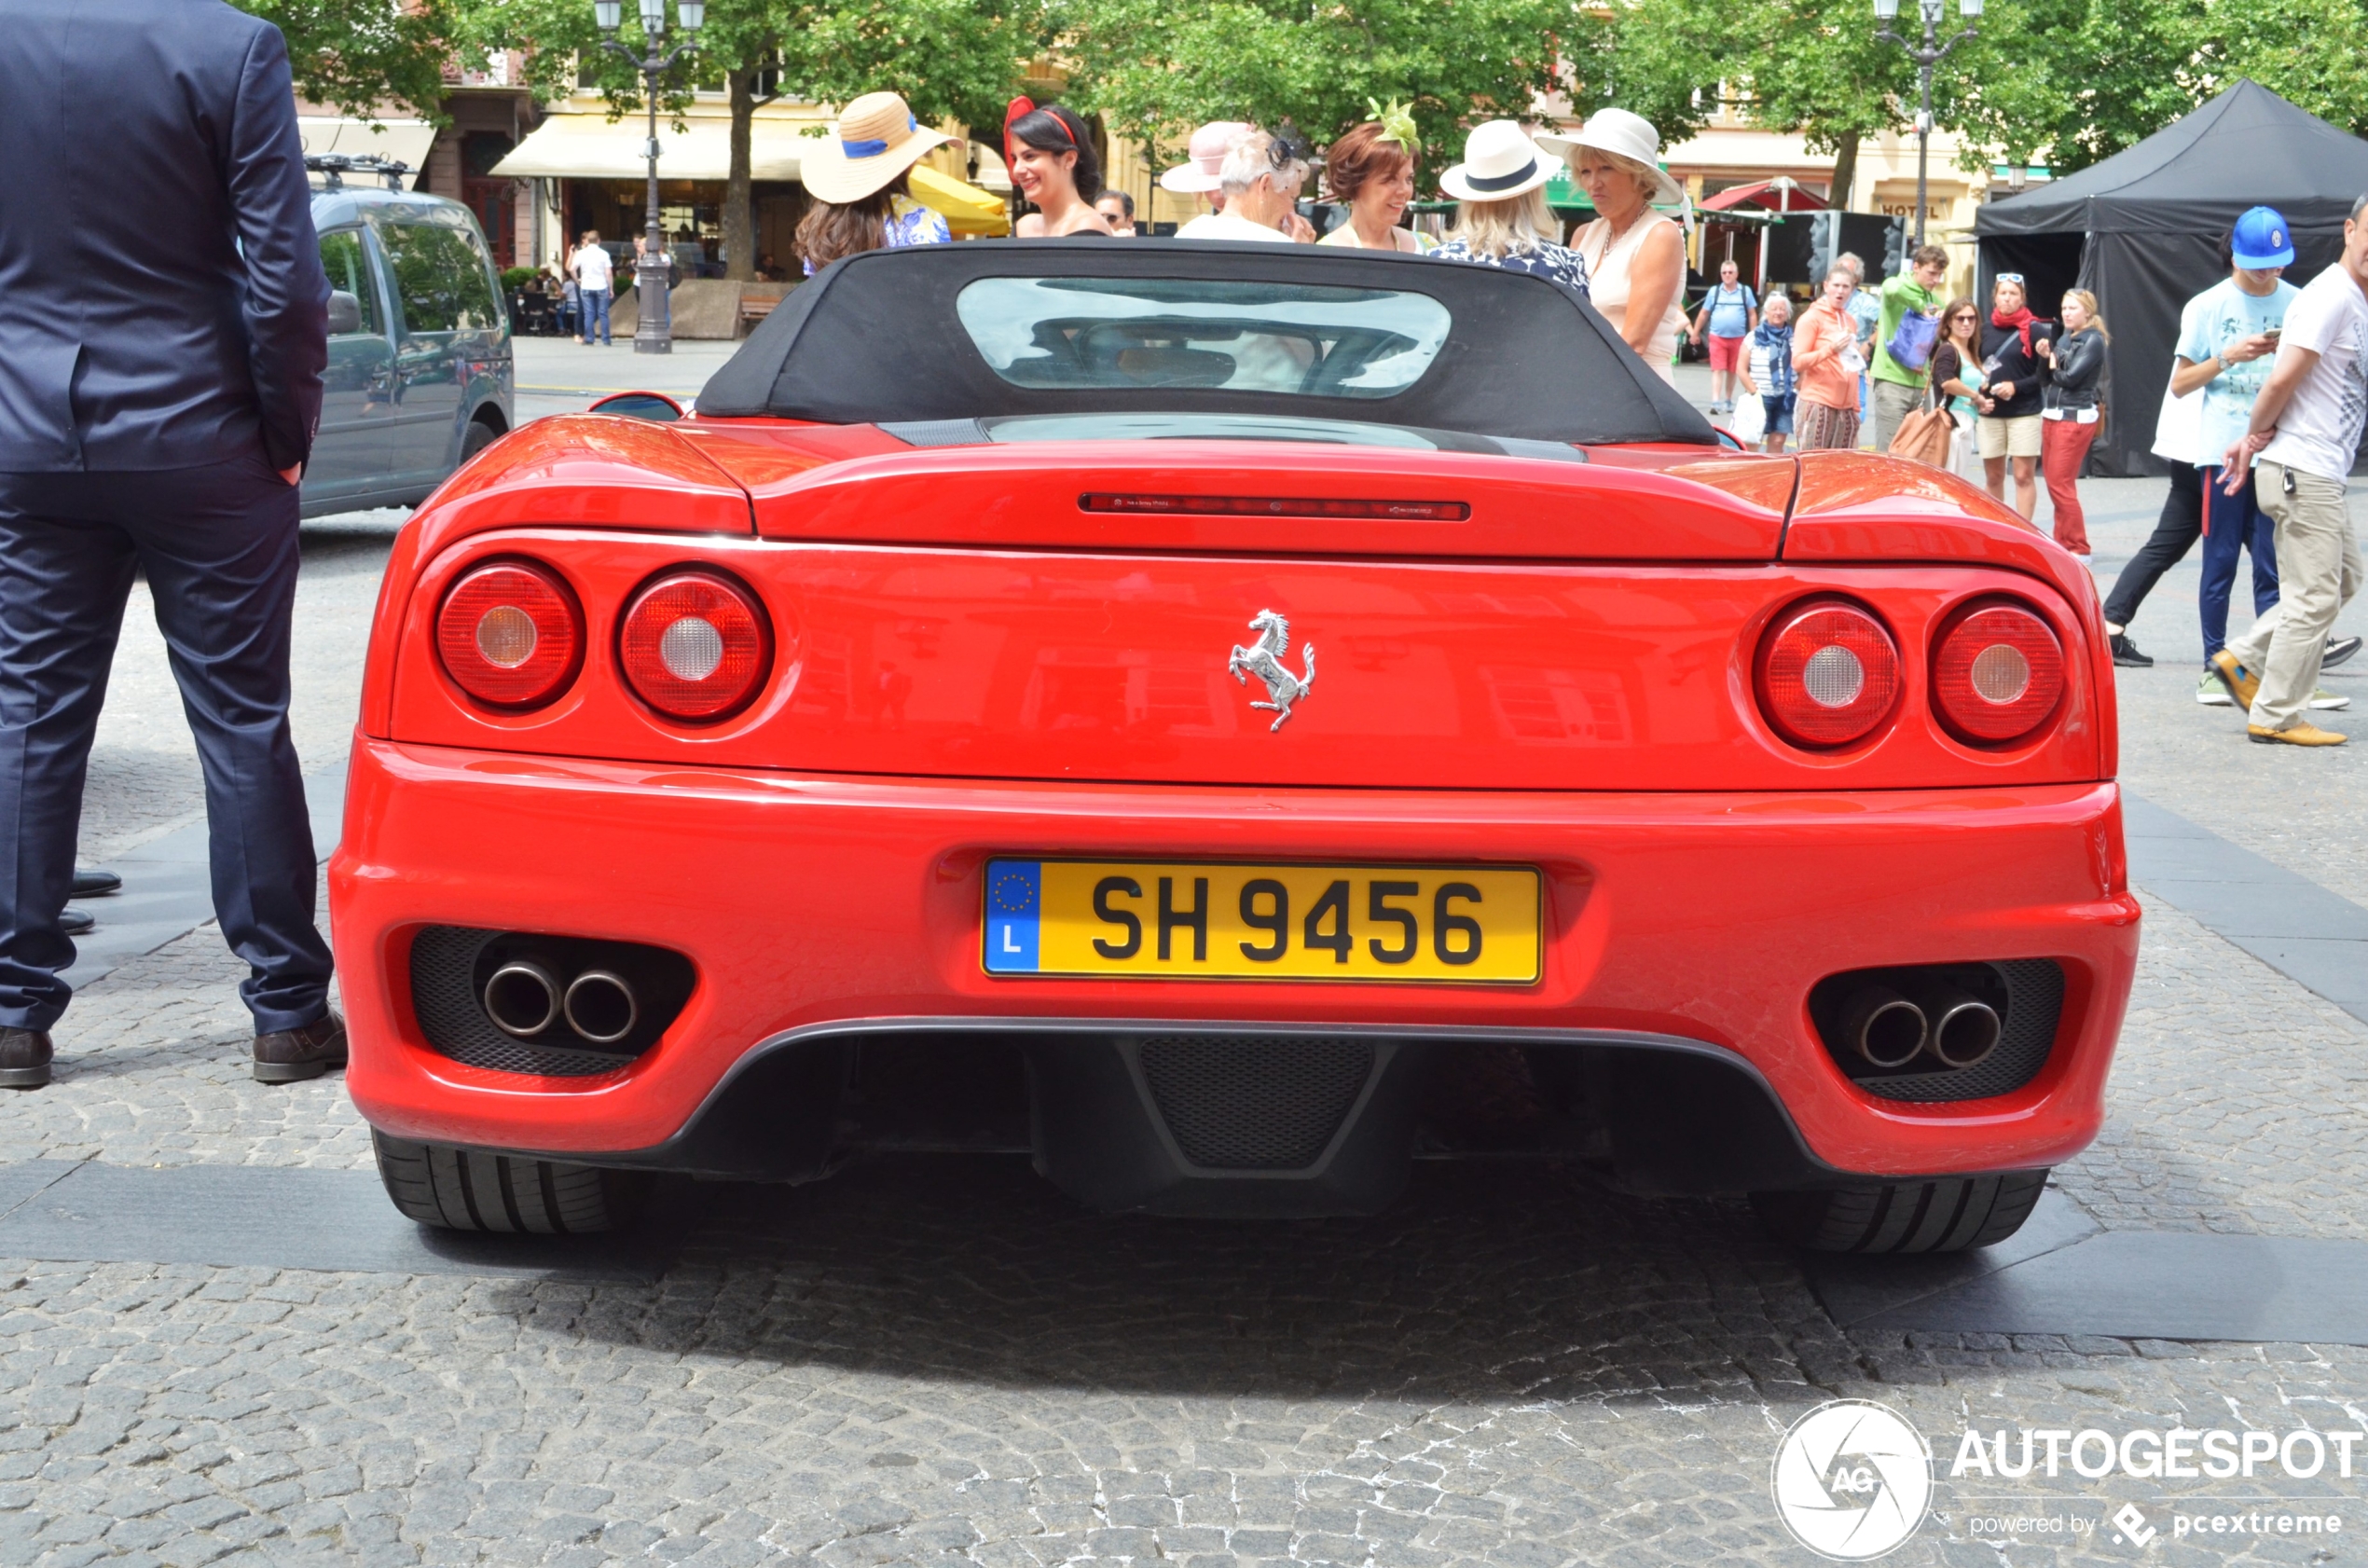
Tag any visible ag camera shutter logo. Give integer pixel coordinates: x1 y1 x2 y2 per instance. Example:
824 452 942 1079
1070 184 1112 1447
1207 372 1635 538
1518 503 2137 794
1771 1399 1934 1559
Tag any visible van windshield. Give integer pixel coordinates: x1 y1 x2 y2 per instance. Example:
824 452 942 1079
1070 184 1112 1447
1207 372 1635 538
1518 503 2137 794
954 276 1452 399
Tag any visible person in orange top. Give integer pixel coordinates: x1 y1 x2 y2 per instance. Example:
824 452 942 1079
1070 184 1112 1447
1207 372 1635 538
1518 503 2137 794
1791 264 1866 450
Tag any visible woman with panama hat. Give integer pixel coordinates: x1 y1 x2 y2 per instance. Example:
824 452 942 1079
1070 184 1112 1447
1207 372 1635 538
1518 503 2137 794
1430 120 1588 291
1539 109 1687 382
795 90 955 274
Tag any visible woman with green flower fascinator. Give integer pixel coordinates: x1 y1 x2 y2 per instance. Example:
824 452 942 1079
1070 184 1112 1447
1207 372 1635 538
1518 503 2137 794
1318 99 1435 253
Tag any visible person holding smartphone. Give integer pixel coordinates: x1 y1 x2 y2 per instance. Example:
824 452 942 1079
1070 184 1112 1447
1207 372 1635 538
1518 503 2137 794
2173 208 2302 699
1976 274 2049 517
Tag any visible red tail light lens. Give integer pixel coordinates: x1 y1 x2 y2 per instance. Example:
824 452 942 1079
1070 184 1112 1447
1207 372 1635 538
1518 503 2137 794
436 561 582 709
1933 601 2064 744
619 571 770 721
1755 601 1901 748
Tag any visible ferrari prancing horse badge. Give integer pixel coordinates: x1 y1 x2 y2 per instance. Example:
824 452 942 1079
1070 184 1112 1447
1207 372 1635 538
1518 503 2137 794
1228 610 1315 732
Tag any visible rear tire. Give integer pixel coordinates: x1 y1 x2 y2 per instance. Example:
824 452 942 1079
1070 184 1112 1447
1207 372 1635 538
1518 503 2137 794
459 417 502 466
372 1130 648 1233
1751 1170 2047 1254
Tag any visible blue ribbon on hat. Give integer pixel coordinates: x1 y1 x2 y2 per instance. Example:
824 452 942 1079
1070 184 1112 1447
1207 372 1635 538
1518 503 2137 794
841 116 916 158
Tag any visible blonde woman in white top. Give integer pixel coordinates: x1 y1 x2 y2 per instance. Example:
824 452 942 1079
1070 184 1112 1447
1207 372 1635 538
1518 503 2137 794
1541 109 1687 382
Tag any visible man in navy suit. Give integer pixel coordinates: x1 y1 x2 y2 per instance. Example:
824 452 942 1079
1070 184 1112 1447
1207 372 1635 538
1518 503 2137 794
0 0 341 1088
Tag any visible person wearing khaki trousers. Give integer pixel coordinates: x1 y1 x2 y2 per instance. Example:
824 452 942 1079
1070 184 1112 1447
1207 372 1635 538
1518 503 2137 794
2212 197 2368 747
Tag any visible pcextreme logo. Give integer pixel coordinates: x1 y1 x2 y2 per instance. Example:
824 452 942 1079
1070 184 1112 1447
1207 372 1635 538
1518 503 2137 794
1771 1399 1934 1560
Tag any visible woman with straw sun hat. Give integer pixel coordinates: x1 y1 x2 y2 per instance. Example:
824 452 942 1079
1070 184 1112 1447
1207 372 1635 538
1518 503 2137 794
794 90 956 274
1431 120 1588 291
1539 109 1687 382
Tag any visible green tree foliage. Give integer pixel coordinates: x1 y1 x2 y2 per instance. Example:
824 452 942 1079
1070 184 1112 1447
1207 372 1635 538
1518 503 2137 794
234 0 468 120
1943 0 2368 172
1053 0 1584 170
471 0 1039 278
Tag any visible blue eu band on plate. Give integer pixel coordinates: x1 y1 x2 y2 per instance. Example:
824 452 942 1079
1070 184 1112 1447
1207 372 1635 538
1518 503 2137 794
984 860 1541 983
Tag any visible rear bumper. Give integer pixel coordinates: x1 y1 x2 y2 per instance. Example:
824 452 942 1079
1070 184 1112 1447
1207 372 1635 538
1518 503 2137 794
328 736 2140 1182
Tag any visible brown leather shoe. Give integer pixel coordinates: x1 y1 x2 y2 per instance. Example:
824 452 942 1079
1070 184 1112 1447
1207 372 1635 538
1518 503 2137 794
2249 721 2348 747
1 1027 53 1090
2210 651 2261 710
253 1011 348 1084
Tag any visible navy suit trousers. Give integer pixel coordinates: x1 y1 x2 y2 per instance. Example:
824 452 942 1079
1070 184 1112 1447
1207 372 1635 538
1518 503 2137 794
0 452 333 1033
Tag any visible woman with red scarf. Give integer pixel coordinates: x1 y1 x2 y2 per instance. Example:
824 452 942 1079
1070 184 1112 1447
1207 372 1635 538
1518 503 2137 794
1976 274 2050 518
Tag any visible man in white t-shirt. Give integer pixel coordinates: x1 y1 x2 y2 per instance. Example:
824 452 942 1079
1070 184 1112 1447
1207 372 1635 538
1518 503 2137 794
569 230 614 346
2214 195 2368 745
1177 131 1302 243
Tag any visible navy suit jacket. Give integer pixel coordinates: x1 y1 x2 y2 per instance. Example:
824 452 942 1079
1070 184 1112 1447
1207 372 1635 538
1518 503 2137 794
0 0 327 473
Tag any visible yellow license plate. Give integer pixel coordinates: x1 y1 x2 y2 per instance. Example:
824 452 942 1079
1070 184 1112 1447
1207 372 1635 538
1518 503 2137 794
984 860 1540 983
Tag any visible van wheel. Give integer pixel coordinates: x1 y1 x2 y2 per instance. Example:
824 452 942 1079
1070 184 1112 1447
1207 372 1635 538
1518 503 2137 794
1750 1170 2048 1254
372 1131 647 1233
459 419 502 465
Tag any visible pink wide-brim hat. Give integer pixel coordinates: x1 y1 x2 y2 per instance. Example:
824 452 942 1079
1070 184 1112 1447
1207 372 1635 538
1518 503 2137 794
1160 121 1254 193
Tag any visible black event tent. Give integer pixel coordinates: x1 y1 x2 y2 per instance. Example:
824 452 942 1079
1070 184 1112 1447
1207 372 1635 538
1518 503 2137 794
1975 79 2368 475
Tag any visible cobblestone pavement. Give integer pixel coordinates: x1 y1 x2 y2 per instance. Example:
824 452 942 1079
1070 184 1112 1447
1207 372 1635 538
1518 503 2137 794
9 378 2368 1565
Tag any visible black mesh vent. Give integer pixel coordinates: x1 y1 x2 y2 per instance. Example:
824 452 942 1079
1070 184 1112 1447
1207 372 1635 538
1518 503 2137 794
1136 1036 1376 1170
1845 959 2065 1104
408 926 681 1079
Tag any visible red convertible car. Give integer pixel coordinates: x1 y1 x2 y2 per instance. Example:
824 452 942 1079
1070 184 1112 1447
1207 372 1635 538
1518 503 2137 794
331 241 2140 1253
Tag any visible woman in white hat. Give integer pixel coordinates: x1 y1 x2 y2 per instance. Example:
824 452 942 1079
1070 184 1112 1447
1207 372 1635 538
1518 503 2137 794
1539 109 1687 382
794 90 955 274
1430 120 1588 291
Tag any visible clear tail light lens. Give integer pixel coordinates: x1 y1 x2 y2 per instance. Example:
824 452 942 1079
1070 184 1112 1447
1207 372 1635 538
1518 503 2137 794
436 561 582 709
1933 601 2064 743
1755 600 1901 748
619 571 770 720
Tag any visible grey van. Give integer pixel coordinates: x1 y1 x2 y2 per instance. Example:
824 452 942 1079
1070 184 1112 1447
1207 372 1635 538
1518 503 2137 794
306 182 515 518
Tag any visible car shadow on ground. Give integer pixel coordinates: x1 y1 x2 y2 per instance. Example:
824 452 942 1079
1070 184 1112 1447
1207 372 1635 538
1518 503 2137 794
511 1153 1844 1403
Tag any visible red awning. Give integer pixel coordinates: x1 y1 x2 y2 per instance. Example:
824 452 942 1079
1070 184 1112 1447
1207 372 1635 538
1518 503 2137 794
1700 178 1826 213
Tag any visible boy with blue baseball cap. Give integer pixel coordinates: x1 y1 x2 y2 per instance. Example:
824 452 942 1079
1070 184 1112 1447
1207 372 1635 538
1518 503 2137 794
2173 208 2318 703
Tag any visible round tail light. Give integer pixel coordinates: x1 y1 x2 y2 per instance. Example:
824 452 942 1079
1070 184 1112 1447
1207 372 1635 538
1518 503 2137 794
436 561 582 708
1933 601 2064 744
619 571 770 720
1755 600 1902 748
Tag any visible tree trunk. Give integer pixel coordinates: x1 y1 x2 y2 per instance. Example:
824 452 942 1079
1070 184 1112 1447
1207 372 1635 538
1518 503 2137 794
1830 129 1860 213
725 65 757 282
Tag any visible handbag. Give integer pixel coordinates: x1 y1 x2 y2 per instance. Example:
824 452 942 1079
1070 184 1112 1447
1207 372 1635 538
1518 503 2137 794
1888 383 1955 467
1886 307 1941 372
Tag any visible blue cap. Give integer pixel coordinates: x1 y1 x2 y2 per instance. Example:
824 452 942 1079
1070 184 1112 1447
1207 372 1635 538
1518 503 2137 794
2232 205 2295 269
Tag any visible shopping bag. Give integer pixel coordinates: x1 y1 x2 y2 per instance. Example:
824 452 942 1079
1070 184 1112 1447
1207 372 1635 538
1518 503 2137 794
1729 393 1766 445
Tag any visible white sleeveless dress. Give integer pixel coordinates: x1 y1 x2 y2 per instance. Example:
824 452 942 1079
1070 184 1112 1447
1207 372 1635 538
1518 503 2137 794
1576 213 1687 384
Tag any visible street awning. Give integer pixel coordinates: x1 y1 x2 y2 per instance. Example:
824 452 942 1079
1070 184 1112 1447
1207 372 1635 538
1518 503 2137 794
910 165 1009 237
297 117 436 188
489 113 810 182
1700 178 1826 213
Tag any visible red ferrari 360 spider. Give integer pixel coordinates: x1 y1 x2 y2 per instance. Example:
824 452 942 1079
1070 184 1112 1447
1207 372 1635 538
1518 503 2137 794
330 241 2140 1252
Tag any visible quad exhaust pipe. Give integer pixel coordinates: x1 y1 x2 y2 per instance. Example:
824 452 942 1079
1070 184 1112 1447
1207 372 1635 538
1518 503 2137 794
482 961 639 1045
1835 980 2000 1071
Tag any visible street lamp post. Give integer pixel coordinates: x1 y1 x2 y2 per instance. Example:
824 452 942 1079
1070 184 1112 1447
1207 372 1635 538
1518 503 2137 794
595 0 704 354
1874 0 1980 247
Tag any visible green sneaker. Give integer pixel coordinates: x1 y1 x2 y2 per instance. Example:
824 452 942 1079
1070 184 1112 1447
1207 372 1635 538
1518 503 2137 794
2197 673 2233 706
2309 688 2351 710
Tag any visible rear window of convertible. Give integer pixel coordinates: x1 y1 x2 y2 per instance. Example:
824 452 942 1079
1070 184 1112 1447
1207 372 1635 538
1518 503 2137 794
955 276 1452 399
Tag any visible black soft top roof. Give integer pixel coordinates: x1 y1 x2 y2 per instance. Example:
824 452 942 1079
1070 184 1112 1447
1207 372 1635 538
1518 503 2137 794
696 240 1716 447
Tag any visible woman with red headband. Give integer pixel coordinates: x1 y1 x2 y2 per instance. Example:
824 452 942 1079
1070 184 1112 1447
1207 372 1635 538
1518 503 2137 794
1007 101 1114 238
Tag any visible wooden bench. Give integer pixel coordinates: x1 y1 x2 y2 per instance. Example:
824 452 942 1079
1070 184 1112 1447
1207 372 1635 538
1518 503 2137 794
737 293 780 335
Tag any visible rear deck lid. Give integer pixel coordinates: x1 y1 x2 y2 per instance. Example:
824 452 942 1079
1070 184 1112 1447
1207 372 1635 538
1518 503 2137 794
678 424 1795 561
